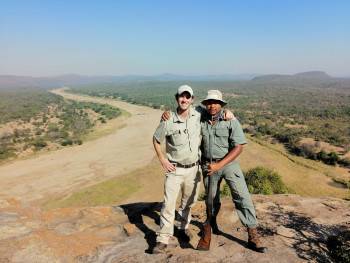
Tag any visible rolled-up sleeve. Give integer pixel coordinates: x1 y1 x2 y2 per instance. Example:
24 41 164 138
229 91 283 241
230 119 247 145
153 121 167 143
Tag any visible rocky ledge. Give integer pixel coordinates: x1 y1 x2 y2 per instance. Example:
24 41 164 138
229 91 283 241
0 195 349 262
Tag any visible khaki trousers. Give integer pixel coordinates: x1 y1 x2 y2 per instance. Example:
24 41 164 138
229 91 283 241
156 165 201 244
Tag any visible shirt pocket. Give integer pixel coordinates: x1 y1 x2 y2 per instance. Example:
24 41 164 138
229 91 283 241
168 129 186 146
214 128 229 147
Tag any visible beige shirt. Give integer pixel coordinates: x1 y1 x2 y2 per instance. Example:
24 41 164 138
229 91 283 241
153 106 201 165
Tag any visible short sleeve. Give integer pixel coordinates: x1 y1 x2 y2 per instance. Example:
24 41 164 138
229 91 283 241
153 120 167 143
229 119 247 145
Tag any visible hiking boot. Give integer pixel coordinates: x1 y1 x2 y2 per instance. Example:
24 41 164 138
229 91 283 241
197 222 211 251
178 229 190 243
210 216 220 234
247 227 267 253
152 242 167 254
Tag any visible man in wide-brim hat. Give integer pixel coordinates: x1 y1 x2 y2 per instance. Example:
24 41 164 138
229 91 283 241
197 89 267 253
201 89 228 106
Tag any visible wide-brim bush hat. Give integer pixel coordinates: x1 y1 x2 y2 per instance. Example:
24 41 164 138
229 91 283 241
201 90 227 106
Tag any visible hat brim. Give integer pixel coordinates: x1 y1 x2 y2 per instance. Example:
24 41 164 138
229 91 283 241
201 99 227 106
176 91 193 97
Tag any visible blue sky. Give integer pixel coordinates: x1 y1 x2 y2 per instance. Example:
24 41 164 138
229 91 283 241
0 0 349 76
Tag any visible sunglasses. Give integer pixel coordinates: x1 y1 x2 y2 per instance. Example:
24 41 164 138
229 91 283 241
178 93 192 99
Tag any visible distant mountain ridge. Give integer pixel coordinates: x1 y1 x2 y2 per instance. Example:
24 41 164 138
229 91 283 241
250 71 350 90
252 71 332 82
1 71 349 90
0 73 256 89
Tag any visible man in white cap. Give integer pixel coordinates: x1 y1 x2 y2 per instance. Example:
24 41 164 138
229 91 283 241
152 84 202 254
197 90 267 253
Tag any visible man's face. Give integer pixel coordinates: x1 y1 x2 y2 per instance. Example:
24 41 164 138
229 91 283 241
205 100 222 116
177 92 193 110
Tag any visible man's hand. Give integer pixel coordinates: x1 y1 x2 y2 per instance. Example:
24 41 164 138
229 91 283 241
161 111 171 121
160 158 176 173
223 109 235 120
207 162 223 176
206 145 243 176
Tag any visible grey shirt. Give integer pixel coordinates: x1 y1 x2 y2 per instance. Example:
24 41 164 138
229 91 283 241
201 110 247 161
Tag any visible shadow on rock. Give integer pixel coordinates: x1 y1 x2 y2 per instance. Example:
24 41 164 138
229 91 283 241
117 202 198 253
260 205 349 262
188 216 247 249
118 202 162 253
218 231 248 248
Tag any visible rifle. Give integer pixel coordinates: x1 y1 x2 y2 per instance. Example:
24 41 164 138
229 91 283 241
197 120 214 251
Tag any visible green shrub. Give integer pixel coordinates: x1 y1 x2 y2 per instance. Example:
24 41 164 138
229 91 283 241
32 138 47 150
74 139 83 145
197 191 206 201
0 144 16 159
197 181 232 200
244 166 288 195
98 117 106 123
339 157 350 168
48 123 59 132
327 152 340 165
317 151 340 165
61 138 73 146
35 129 42 135
221 183 231 197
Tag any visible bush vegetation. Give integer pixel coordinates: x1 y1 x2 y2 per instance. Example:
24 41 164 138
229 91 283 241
70 79 350 167
0 87 62 124
0 88 121 161
199 166 288 200
244 166 289 195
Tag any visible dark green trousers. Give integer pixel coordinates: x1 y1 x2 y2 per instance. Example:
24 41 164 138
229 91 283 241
203 162 258 228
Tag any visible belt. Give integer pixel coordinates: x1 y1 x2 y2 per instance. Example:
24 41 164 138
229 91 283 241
203 158 223 163
171 161 199 168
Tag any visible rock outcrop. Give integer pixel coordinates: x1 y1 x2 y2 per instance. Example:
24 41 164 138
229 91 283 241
0 195 349 262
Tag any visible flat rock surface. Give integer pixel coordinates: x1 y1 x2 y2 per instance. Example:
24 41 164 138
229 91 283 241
0 195 348 262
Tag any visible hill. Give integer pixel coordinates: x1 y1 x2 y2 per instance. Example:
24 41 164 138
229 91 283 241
252 71 332 82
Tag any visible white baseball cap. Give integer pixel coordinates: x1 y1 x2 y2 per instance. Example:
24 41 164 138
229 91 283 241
177 85 193 97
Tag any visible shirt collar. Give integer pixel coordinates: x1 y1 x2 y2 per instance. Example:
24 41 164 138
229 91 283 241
173 106 195 123
204 109 224 123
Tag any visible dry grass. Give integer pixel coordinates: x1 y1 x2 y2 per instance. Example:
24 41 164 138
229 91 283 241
42 157 165 210
43 134 349 211
44 134 349 210
299 137 344 154
284 123 308 129
240 136 349 199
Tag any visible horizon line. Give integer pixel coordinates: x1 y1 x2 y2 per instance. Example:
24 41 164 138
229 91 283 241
1 70 350 79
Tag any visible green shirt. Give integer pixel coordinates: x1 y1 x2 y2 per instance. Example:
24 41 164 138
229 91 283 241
153 106 201 165
201 110 247 161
